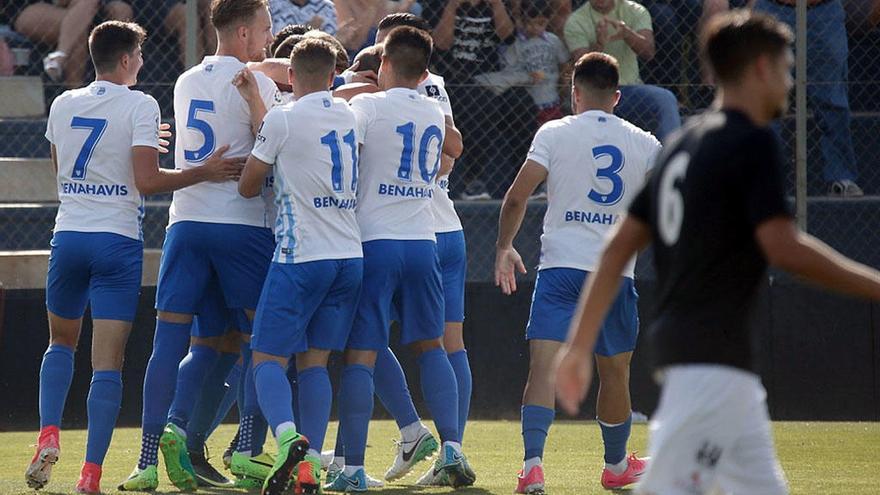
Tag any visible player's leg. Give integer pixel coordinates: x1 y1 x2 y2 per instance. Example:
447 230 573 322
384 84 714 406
594 277 645 489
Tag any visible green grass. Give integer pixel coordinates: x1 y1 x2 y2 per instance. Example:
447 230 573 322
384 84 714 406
1 421 878 494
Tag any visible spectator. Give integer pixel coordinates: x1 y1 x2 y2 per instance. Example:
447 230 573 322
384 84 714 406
8 0 133 87
269 0 337 36
335 0 424 56
426 0 534 199
270 22 312 56
564 0 681 141
753 0 862 196
474 0 569 127
133 0 216 71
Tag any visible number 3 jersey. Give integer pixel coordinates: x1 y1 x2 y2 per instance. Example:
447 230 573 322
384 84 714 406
350 88 446 242
251 92 362 264
45 81 161 240
169 55 280 228
528 110 661 277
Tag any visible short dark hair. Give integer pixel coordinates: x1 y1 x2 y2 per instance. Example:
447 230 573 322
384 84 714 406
523 0 551 19
270 23 311 56
210 0 268 32
573 52 619 95
290 38 337 84
274 34 306 59
377 13 432 33
700 9 793 84
353 44 383 73
88 21 146 74
303 30 350 73
382 26 432 81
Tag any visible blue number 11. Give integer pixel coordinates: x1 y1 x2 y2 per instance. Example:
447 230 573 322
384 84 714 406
320 129 358 192
70 116 108 181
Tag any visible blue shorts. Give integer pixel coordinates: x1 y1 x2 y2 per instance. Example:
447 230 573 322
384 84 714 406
191 275 248 338
437 230 466 323
156 221 274 315
252 259 363 356
348 240 444 350
46 231 143 321
526 268 639 357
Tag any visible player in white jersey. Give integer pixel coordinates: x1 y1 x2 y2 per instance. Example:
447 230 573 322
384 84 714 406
27 21 241 495
120 0 280 491
326 26 473 493
495 53 661 494
238 38 364 495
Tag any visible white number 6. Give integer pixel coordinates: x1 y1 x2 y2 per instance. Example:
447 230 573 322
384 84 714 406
658 152 690 246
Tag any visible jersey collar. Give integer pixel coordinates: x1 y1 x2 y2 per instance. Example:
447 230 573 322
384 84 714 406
90 80 128 94
202 55 245 67
295 90 332 104
386 87 420 97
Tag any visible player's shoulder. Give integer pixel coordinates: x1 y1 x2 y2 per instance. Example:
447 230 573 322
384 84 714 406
538 114 577 134
350 91 384 105
614 114 660 145
421 72 446 89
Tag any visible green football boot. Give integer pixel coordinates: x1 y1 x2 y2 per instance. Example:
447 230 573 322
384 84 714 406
159 423 197 491
117 465 160 491
262 429 310 495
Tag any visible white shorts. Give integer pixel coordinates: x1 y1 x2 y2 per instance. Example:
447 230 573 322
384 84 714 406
636 365 789 495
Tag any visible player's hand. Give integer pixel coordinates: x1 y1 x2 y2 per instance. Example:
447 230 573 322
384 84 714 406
555 344 593 416
158 122 172 154
494 246 526 295
200 145 245 182
232 68 260 102
348 61 379 86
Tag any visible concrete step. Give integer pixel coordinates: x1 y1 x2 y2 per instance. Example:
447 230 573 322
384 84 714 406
0 76 45 118
0 248 161 289
0 158 55 202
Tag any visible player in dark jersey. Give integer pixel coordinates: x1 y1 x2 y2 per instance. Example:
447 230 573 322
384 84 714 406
555 10 880 495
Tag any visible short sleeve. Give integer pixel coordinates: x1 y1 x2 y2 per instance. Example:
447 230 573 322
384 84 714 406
131 96 161 149
425 78 453 117
644 135 662 174
526 123 555 170
256 72 283 109
629 3 653 33
564 10 596 51
349 95 376 145
628 181 651 223
251 108 288 165
743 130 793 228
45 96 59 144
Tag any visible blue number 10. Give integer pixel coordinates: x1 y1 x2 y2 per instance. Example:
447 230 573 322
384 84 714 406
320 129 358 192
70 117 107 181
396 122 443 184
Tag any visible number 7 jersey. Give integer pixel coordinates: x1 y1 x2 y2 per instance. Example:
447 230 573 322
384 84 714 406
349 88 446 242
528 110 661 277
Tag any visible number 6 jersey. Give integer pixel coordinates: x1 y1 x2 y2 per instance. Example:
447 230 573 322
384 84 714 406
527 110 661 277
45 81 161 241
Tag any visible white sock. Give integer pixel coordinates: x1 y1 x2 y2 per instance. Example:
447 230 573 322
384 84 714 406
274 421 296 440
307 448 320 458
400 421 426 443
605 457 629 475
331 456 345 470
239 450 252 457
343 465 363 477
443 441 462 454
523 456 542 472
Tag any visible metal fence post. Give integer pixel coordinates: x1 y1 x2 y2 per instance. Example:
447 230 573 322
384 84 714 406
795 0 807 230
185 0 199 69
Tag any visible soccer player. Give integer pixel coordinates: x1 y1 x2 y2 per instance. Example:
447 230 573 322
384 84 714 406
239 37 364 495
556 11 880 495
120 0 280 491
327 26 474 492
27 20 241 494
495 52 660 494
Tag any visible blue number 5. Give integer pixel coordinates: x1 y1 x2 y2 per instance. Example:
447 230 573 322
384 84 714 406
588 144 625 206
184 99 215 162
70 117 107 181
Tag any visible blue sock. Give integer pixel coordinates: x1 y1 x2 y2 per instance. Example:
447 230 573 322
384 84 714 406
522 405 555 460
168 344 220 430
418 348 459 443
338 365 374 466
286 360 300 427
448 350 472 443
334 421 345 457
374 347 420 429
39 344 75 428
85 370 122 465
253 361 294 433
139 320 191 468
297 366 332 453
186 351 238 452
599 414 632 465
206 359 243 437
237 343 268 455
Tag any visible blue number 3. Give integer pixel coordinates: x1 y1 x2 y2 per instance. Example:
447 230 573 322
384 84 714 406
70 117 107 181
184 99 215 162
588 144 625 206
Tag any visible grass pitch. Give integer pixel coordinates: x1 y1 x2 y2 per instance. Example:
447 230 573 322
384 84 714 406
0 421 877 494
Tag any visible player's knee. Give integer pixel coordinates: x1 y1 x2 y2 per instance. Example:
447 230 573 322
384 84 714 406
157 311 193 324
219 330 243 353
442 324 465 352
190 335 221 349
344 349 377 367
596 353 632 383
49 335 78 349
411 338 444 354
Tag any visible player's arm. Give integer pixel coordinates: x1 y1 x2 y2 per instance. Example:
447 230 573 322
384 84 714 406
756 218 880 300
50 145 58 174
238 155 272 198
133 144 243 195
247 58 290 86
333 82 380 101
442 115 463 160
494 160 548 295
433 0 460 51
555 215 652 415
233 68 270 135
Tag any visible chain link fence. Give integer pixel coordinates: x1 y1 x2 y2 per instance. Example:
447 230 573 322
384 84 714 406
1 0 879 279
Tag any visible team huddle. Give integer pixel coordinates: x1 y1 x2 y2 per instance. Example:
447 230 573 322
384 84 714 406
25 0 880 494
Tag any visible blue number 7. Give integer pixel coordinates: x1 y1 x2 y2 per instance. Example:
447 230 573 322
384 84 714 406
70 117 108 181
320 129 359 192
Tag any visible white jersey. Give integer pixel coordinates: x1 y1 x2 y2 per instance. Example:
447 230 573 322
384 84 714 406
417 72 462 234
251 91 362 264
46 81 160 241
169 55 281 228
350 88 445 242
528 110 661 277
